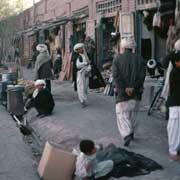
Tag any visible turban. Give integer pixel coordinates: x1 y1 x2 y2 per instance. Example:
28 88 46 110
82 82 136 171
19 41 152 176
174 39 180 52
34 79 46 86
73 43 84 52
121 38 136 49
36 44 48 53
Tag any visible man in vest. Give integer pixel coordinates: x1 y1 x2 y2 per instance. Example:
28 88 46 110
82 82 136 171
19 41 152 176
112 38 146 146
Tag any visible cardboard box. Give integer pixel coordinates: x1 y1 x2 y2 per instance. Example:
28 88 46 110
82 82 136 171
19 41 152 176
38 141 76 180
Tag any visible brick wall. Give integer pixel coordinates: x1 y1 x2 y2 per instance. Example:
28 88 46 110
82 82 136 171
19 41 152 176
35 0 45 23
44 0 68 21
122 0 135 12
17 0 137 29
71 0 88 12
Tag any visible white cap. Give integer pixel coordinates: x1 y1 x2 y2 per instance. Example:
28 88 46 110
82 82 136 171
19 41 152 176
174 39 180 52
121 38 136 49
73 43 84 52
34 79 46 86
36 44 48 53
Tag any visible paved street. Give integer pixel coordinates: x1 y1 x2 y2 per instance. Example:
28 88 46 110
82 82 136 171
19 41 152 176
0 0 178 179
0 105 39 180
23 69 180 180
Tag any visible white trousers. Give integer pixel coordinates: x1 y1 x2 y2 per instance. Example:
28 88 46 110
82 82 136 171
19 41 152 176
167 107 180 155
94 160 114 178
77 71 89 103
74 160 113 180
116 100 139 138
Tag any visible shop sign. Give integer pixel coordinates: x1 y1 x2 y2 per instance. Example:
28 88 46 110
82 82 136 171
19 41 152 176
120 13 134 38
86 20 95 39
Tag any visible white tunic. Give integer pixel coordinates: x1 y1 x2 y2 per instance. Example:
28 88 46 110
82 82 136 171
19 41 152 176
75 152 113 179
76 53 91 104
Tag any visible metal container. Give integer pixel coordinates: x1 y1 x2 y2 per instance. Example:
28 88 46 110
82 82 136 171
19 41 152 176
2 74 9 82
2 72 18 83
9 72 18 83
1 81 12 102
7 85 24 115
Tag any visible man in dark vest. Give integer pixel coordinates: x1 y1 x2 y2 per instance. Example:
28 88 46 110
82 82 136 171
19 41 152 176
25 80 55 118
112 38 146 146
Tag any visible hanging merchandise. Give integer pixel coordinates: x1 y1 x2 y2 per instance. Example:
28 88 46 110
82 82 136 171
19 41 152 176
143 11 153 31
103 73 114 96
153 12 161 28
89 65 106 89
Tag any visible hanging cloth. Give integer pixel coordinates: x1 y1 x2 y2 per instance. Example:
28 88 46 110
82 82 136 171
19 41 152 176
153 12 161 27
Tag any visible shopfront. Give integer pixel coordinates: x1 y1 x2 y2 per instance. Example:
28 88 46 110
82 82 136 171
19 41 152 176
96 17 115 66
136 0 176 61
71 6 89 46
95 0 121 67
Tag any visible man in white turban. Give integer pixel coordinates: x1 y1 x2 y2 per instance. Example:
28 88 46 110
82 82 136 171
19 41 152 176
25 79 55 117
112 38 146 146
73 43 91 107
35 44 53 92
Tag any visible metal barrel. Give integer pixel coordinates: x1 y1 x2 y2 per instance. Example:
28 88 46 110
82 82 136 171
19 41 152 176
7 85 24 115
1 81 13 102
2 72 18 83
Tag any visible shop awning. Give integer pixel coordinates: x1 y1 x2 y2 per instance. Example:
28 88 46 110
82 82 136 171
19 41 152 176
41 17 70 30
71 6 89 21
15 16 71 37
136 0 175 13
16 26 39 36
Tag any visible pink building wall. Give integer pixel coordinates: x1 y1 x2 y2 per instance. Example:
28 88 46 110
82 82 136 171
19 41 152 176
18 0 136 30
122 0 135 12
23 0 130 28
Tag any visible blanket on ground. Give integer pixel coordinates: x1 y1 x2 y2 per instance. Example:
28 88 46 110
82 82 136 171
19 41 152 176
96 144 163 178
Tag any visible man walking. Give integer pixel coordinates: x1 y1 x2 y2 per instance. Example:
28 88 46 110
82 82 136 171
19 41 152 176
73 43 91 107
112 38 146 146
35 44 53 92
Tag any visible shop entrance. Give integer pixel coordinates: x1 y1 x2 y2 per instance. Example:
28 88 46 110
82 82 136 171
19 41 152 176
73 22 86 44
96 17 115 67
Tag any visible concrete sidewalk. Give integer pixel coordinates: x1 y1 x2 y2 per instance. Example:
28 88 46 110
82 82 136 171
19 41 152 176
23 68 180 180
26 80 180 180
0 106 39 180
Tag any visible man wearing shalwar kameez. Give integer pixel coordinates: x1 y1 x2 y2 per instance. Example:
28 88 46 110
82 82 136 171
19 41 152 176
112 38 146 146
35 44 53 92
161 39 180 120
74 43 91 107
164 50 180 161
75 140 114 180
25 80 55 118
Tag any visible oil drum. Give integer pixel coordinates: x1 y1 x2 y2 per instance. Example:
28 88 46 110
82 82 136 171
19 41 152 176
7 85 24 115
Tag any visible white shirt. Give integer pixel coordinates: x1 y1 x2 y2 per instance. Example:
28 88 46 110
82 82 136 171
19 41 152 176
75 152 97 178
76 53 88 70
32 89 39 98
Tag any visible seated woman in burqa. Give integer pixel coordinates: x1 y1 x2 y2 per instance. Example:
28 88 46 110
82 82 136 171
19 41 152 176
25 80 55 118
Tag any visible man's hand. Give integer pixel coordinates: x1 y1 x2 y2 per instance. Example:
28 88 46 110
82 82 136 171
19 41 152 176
125 88 134 97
